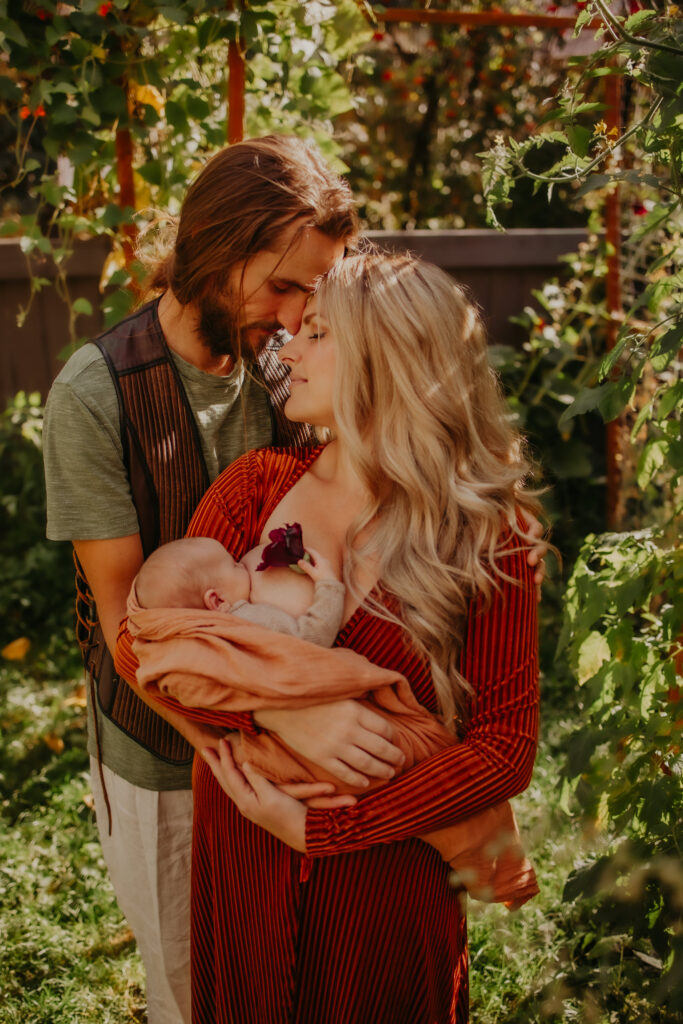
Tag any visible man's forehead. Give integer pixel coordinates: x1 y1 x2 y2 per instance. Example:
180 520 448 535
267 224 345 289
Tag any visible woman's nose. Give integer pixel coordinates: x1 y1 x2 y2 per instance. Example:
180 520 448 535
278 334 300 365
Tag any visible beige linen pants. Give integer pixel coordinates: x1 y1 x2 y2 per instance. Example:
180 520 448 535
90 758 193 1024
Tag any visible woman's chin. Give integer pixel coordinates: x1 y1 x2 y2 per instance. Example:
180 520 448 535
283 407 307 424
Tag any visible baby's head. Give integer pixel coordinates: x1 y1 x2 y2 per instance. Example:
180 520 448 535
134 537 250 612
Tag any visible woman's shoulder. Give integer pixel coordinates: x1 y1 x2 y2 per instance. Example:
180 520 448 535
213 444 323 495
193 445 323 527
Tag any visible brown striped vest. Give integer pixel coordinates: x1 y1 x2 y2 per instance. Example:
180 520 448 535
75 298 314 765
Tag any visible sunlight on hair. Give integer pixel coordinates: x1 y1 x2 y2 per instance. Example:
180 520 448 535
318 251 543 730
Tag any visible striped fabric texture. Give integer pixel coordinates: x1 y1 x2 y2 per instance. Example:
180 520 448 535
117 445 539 1023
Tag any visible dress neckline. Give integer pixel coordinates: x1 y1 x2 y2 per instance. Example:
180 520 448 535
256 445 381 639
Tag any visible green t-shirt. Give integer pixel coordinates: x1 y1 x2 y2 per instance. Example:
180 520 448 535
44 332 274 790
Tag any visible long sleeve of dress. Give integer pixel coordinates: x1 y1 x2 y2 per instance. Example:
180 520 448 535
305 543 539 856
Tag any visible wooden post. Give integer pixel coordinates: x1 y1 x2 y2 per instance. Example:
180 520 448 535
604 70 623 528
115 82 138 270
228 40 245 144
227 1 245 144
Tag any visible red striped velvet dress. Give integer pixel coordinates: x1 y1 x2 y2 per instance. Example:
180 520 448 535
153 446 539 1024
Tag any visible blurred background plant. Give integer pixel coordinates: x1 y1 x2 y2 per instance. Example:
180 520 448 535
0 391 79 674
483 2 682 1019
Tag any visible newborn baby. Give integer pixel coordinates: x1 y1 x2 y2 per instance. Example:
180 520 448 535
133 535 345 648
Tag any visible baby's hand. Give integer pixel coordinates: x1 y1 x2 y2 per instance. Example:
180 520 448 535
296 547 339 584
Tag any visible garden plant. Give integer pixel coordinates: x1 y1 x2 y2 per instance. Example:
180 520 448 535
0 1 681 1022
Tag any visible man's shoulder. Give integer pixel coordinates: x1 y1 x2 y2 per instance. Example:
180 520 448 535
51 300 163 396
50 341 111 394
91 299 165 368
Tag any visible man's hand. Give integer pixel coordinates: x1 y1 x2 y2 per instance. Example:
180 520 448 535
518 511 548 600
202 736 308 852
254 700 405 789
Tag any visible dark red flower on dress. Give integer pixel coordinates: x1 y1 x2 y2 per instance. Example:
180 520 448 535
256 522 306 571
98 1 113 15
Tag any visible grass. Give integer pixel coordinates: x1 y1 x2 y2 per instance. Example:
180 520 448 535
468 712 586 1023
0 665 145 1023
0 659 598 1023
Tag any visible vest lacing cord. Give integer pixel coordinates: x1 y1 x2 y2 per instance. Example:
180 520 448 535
74 552 113 836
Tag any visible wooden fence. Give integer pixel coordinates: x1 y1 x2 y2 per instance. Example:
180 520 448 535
0 229 587 404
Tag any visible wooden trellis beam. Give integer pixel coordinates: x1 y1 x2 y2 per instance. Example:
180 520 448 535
374 7 603 30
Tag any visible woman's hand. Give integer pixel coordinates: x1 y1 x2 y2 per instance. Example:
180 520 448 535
277 781 358 810
202 736 309 852
253 701 405 789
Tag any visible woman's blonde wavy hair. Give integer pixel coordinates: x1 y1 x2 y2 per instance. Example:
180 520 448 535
316 252 543 731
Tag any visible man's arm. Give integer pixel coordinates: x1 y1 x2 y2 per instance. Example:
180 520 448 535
75 535 222 749
74 535 143 655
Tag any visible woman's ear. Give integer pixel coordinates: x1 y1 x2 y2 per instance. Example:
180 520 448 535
204 588 225 611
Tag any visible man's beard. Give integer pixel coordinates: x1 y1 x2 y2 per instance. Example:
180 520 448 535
198 297 280 363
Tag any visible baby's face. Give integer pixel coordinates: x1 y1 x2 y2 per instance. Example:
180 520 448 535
213 551 251 607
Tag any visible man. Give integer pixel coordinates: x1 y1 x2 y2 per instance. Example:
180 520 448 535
43 135 359 1024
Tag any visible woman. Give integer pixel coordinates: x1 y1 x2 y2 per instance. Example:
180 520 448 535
139 252 540 1023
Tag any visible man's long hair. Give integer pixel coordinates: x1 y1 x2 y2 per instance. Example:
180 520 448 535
143 135 358 306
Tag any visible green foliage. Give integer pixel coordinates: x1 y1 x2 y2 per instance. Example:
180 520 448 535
0 0 365 338
0 392 78 674
485 4 682 1020
492 228 610 557
552 530 683 1018
336 0 586 229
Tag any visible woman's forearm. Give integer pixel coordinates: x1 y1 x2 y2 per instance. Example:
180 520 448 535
305 545 539 855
